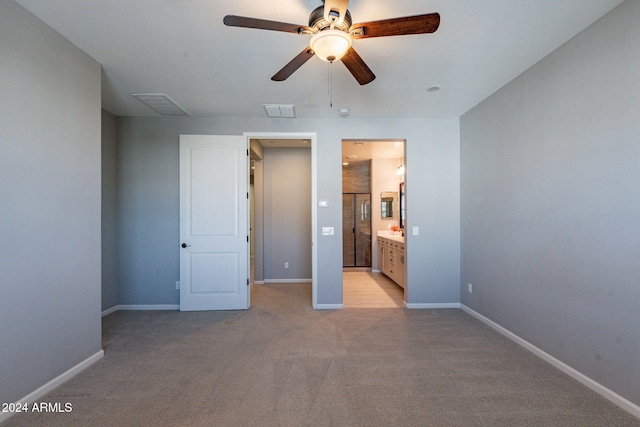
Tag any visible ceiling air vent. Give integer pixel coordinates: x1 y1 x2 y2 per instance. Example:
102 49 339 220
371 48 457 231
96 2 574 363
263 104 295 118
131 93 189 116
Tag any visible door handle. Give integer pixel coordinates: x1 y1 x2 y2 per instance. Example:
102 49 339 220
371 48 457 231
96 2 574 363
181 243 191 248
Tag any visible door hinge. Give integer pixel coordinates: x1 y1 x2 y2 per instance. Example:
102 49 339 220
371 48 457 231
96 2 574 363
247 192 249 199
247 149 249 156
247 278 250 286
247 235 249 242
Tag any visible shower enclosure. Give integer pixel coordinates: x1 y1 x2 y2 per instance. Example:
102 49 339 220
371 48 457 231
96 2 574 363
342 193 372 267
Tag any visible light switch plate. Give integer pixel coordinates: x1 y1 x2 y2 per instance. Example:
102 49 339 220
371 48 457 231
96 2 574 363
412 226 419 236
322 227 334 235
319 200 329 207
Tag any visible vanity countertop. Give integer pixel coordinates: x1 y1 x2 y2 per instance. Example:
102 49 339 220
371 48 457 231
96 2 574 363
377 230 404 243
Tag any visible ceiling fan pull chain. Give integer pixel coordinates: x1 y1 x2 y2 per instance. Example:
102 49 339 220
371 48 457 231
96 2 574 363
327 62 333 107
328 62 333 108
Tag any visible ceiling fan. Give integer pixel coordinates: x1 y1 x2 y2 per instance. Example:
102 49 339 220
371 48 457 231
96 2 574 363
223 0 440 85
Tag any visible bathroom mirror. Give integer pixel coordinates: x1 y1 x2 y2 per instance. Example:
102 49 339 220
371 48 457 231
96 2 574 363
399 183 405 229
380 191 397 218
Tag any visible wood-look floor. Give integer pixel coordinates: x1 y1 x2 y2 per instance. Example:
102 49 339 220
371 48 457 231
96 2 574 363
342 270 404 308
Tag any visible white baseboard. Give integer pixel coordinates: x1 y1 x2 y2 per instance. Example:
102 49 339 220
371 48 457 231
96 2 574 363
118 304 179 311
101 305 119 317
253 280 265 285
0 350 104 423
263 279 312 284
102 304 179 316
405 302 461 309
460 304 640 419
314 304 344 310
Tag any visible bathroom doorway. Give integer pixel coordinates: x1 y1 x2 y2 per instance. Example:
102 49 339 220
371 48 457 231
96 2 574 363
341 139 406 307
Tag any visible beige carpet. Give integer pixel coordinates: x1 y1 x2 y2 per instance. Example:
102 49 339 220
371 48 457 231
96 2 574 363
4 283 639 426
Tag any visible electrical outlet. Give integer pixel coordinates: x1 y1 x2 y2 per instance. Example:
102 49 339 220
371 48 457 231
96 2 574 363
176 281 180 290
284 262 289 269
468 283 473 293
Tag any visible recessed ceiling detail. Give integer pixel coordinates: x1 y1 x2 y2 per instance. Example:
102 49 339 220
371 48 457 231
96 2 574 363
131 93 189 116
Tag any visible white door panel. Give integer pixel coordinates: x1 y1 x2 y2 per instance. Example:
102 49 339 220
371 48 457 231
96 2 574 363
180 135 249 311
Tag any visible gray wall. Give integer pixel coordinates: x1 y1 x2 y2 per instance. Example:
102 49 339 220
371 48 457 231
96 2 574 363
460 0 640 406
263 148 312 281
116 116 460 306
0 0 102 404
102 110 119 310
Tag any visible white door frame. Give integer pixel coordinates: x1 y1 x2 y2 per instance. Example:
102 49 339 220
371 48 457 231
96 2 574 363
244 132 318 308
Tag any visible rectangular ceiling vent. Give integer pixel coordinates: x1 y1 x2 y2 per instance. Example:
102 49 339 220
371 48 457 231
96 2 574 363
131 93 190 116
263 104 295 118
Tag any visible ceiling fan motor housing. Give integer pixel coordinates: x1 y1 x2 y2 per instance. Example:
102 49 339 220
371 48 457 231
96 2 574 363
309 5 352 32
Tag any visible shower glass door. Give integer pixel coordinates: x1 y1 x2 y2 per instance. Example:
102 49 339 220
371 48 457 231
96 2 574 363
342 193 372 267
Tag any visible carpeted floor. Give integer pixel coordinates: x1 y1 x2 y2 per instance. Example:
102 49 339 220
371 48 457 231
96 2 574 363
4 283 639 426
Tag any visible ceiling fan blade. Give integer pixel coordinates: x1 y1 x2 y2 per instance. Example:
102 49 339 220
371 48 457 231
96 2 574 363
271 48 316 81
350 13 440 39
323 0 350 26
223 15 312 34
340 47 375 85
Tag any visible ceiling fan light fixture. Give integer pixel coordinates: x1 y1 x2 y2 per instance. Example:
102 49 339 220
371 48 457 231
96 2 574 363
310 29 352 62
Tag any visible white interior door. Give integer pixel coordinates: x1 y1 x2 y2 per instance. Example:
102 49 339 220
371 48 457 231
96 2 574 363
180 135 249 311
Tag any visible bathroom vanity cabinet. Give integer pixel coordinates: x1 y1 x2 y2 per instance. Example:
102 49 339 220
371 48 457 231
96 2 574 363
377 235 405 288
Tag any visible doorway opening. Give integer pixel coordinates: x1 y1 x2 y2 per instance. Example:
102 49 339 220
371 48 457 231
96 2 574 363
341 139 406 308
246 132 318 307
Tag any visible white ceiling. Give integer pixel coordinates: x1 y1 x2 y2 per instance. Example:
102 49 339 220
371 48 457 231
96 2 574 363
15 0 624 119
342 140 404 162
